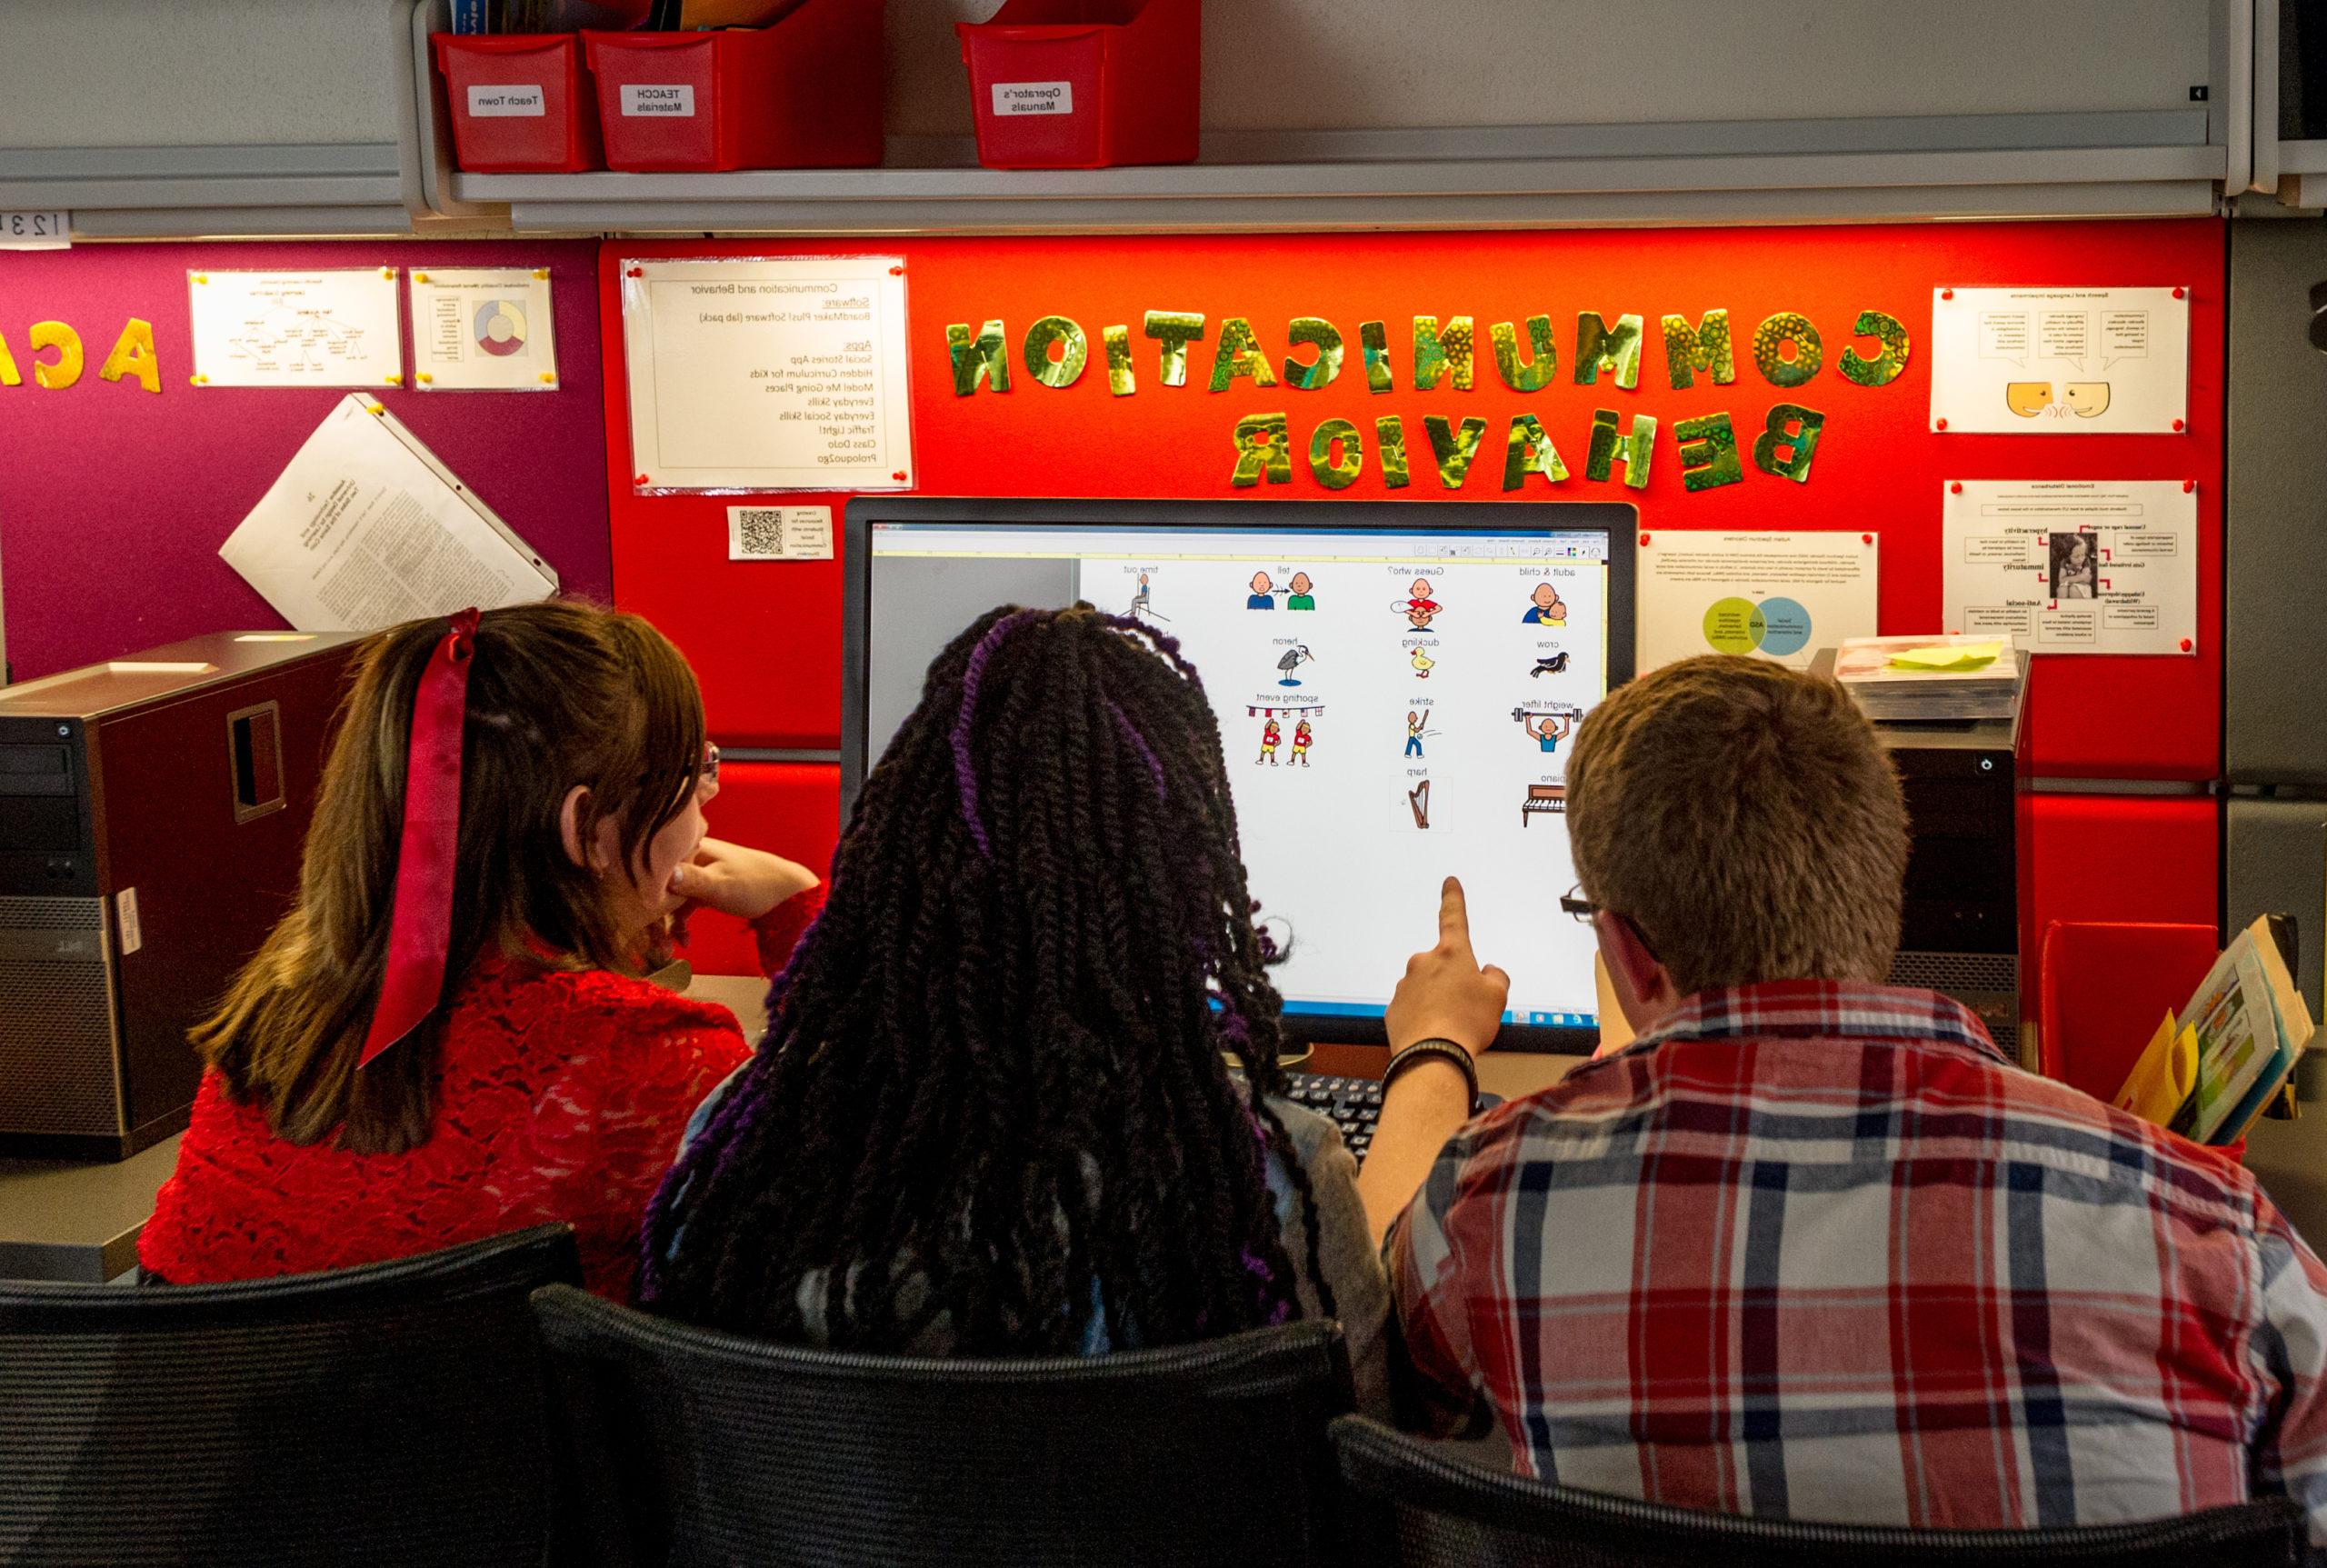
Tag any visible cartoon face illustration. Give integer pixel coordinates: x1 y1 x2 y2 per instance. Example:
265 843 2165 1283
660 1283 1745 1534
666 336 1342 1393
1286 571 1315 610
2004 381 2052 418
1246 571 1276 609
2063 382 2111 418
1396 577 1443 630
1523 582 1568 624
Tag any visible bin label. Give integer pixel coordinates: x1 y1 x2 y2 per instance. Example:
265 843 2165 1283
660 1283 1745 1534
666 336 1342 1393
623 84 697 117
467 85 546 117
992 81 1074 116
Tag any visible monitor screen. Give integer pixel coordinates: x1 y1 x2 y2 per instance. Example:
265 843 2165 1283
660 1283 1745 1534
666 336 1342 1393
843 499 1637 1052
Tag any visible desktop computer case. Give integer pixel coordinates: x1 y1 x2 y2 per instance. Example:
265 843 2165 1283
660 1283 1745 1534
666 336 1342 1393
0 633 359 1159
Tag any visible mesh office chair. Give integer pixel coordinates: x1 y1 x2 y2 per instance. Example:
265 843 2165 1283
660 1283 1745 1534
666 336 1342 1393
0 1223 581 1568
532 1283 1354 1568
1329 1415 2309 1568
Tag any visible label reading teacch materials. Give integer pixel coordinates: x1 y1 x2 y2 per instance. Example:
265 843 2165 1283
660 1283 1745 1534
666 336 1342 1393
116 888 142 957
992 81 1074 116
623 84 696 117
727 504 834 561
467 85 546 117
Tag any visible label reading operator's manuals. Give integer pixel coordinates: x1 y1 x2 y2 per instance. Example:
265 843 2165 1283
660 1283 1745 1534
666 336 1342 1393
466 85 545 117
623 85 696 117
991 81 1073 115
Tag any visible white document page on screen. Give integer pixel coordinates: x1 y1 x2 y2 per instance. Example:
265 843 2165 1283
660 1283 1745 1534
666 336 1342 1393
220 395 558 632
1085 544 1604 1022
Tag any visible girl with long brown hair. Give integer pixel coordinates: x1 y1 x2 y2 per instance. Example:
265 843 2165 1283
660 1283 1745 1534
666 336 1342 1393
139 600 823 1296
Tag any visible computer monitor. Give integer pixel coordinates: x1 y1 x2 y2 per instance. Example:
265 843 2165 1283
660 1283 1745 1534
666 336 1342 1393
842 499 1638 1053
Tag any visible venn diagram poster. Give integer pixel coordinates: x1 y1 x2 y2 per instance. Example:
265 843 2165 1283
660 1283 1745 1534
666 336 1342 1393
1636 531 1879 672
1927 286 2189 434
407 267 560 391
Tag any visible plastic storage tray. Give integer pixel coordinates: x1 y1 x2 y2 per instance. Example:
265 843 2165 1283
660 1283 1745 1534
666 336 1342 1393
584 0 884 173
956 0 1197 170
433 33 604 174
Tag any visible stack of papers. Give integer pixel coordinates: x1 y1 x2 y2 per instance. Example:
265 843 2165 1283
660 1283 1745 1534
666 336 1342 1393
1833 634 2024 721
2112 916 2314 1146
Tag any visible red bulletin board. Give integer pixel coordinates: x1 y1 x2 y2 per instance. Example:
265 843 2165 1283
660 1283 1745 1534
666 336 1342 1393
0 239 614 682
600 223 2225 776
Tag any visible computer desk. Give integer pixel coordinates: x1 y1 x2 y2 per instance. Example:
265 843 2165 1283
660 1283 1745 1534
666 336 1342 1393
684 975 1591 1100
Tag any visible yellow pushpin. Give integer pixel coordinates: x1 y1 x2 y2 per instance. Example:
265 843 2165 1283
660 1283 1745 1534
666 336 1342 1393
538 371 555 384
191 274 207 285
189 373 206 385
414 271 431 284
365 401 386 415
417 372 434 385
531 268 550 280
380 267 394 279
384 373 402 385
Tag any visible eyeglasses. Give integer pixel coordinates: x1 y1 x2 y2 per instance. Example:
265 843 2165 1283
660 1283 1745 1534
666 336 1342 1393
1559 883 1596 923
700 742 721 785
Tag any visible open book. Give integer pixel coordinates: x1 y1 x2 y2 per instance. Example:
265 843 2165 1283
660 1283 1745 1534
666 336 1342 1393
2112 916 2313 1146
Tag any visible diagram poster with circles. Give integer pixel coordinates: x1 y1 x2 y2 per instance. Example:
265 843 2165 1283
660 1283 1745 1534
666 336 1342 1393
1635 531 1880 672
407 267 559 391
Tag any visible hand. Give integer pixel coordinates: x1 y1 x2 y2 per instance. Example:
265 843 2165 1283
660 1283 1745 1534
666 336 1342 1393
668 838 818 922
1383 877 1509 1058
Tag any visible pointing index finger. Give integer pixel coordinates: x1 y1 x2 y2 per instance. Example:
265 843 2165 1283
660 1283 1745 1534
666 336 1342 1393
1437 875 1475 957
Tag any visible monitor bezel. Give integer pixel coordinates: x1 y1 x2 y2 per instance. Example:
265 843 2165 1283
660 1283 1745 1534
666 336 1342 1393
841 496 1640 1055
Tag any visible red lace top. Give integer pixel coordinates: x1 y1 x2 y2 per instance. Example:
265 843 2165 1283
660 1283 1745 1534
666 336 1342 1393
138 884 824 1298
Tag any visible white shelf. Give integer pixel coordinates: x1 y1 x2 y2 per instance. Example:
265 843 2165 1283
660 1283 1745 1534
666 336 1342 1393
437 114 2225 235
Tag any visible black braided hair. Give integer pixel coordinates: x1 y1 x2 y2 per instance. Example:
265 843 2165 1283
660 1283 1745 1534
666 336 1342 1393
639 604 1338 1353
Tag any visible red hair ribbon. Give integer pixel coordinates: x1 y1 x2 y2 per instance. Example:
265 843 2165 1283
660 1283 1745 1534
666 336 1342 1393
358 608 480 1069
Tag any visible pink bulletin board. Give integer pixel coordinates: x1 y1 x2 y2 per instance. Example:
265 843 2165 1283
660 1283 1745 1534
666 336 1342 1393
0 239 613 682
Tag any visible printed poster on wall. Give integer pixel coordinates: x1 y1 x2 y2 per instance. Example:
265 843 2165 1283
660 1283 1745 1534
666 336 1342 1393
407 267 559 391
1928 286 2189 434
1941 480 2197 655
1635 531 1880 672
187 268 404 389
621 255 914 492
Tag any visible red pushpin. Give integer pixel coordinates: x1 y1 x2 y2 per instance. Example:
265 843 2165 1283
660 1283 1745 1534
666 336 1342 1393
888 265 904 276
2172 418 2185 432
1861 533 1873 544
1639 532 1651 546
893 471 908 482
2180 637 2193 652
2183 479 2195 493
2172 286 2185 299
634 473 651 485
1936 417 1950 431
1941 288 1954 300
1951 482 1963 494
626 266 643 278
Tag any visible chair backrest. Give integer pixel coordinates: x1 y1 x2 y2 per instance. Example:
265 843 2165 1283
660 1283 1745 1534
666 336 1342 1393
2036 919 2221 1100
1329 1415 2307 1568
532 1283 1353 1568
0 1223 581 1568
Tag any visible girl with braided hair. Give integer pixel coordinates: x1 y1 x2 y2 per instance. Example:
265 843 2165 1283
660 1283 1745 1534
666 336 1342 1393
640 604 1389 1413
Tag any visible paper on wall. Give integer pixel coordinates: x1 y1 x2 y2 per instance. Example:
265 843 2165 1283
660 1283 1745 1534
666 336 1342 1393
1635 531 1879 672
1941 480 2197 655
621 255 914 492
188 268 404 388
1928 286 2189 434
408 266 559 391
726 504 834 560
220 394 557 632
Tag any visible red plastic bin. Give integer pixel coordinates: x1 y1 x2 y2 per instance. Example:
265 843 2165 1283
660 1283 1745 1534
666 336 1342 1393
432 33 604 174
583 0 884 173
956 0 1197 170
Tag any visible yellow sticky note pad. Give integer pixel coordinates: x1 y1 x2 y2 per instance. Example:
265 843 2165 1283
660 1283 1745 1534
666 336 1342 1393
1888 642 2002 672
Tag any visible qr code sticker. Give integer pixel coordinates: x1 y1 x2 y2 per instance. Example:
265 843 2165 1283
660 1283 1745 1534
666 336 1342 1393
734 508 786 557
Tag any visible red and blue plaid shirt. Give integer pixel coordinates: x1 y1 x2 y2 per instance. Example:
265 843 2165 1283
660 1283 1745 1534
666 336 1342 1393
1386 980 2327 1543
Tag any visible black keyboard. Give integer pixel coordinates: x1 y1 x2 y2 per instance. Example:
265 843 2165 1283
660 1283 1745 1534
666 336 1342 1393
1283 1072 1385 1164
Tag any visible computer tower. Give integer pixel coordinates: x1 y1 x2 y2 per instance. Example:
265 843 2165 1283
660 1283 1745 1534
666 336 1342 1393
1813 649 2029 1054
0 632 360 1159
